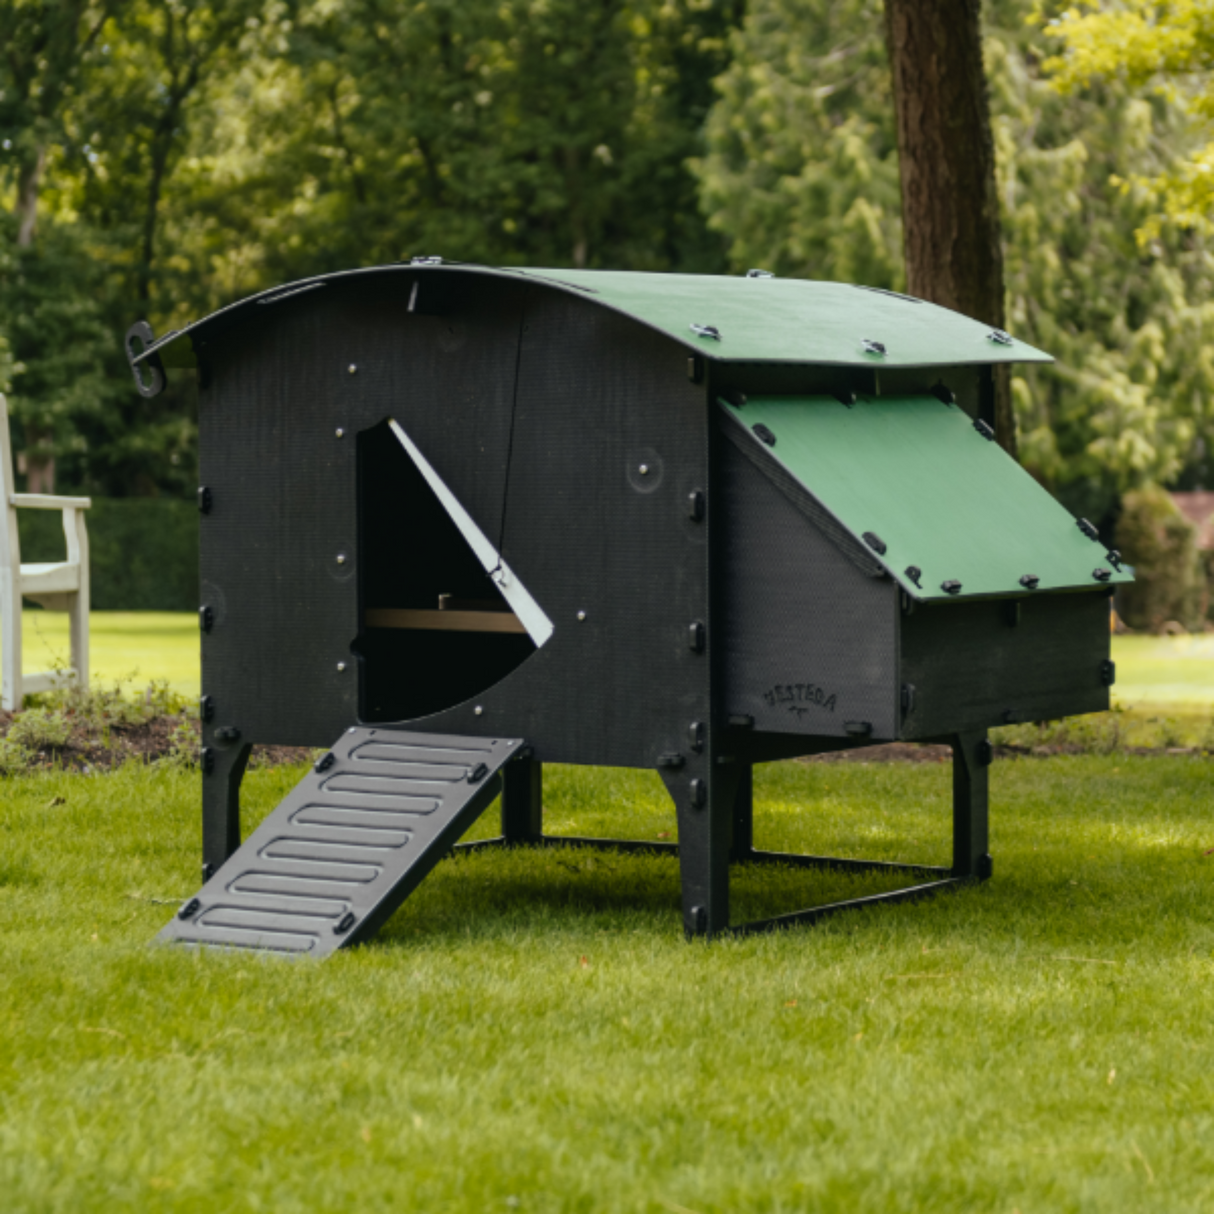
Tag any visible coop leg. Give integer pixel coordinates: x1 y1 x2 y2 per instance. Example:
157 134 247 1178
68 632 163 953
501 756 542 844
951 730 993 880
662 765 739 938
730 762 754 861
201 740 252 880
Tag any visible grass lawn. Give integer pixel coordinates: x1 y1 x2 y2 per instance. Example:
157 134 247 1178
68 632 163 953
1 753 1212 1211
1112 634 1214 709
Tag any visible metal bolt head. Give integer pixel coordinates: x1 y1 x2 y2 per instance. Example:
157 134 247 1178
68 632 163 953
335 427 345 438
474 705 484 716
336 661 347 672
347 363 357 375
577 610 586 621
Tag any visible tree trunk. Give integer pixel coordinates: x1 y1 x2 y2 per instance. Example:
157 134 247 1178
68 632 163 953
883 0 1016 457
15 145 47 247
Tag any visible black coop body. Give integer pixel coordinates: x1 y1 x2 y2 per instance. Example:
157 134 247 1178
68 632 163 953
126 262 1130 956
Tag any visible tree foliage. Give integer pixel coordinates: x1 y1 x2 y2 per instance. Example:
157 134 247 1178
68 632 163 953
695 0 1214 518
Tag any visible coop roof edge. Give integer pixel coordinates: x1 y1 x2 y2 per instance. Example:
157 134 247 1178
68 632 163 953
130 263 1053 371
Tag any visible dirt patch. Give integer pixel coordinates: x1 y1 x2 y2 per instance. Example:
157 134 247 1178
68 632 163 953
0 709 312 774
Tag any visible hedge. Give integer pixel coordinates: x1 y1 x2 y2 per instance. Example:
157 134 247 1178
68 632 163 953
17 498 198 611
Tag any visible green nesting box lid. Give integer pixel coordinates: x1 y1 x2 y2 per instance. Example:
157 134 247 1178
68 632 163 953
721 394 1131 602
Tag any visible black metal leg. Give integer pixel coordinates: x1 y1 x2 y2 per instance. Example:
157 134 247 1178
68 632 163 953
501 756 543 844
951 730 993 880
661 764 739 938
202 739 252 880
730 762 754 861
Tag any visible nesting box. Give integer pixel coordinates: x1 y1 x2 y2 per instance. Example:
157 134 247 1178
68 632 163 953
126 263 1130 955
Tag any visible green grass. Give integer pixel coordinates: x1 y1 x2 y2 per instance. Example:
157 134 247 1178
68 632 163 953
1112 634 1214 709
7 611 200 697
2 754 1212 1211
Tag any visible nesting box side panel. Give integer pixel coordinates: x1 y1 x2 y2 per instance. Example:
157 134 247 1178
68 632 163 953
899 592 1112 738
717 437 900 740
198 278 525 746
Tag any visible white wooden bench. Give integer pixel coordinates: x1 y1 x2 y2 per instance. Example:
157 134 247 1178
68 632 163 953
0 393 91 710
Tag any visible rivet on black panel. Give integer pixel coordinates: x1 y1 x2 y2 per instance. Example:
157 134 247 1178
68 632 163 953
689 778 707 809
197 486 213 515
687 490 705 522
689 621 706 652
688 721 705 753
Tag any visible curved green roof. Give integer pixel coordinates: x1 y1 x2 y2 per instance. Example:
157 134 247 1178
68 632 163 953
133 263 1051 370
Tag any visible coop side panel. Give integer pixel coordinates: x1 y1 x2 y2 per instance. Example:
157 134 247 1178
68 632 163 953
717 437 900 740
402 293 711 769
899 592 1112 739
198 277 524 746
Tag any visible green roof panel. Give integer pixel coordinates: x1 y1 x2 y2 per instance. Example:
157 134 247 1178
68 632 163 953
512 269 1052 367
721 394 1131 601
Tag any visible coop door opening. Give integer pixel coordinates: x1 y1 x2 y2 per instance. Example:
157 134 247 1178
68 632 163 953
356 418 551 722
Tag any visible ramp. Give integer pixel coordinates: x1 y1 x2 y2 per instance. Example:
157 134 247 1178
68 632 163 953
157 729 526 957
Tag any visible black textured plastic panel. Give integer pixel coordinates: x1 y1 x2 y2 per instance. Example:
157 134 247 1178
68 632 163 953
900 592 1111 738
718 434 899 739
157 729 525 956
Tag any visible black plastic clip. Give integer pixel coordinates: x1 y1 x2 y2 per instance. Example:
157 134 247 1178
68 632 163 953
987 328 1014 346
834 389 857 407
197 486 213 515
976 739 994 767
1100 659 1116 687
904 566 923 588
941 580 963 595
861 339 886 356
201 747 215 776
657 753 685 770
844 721 873 737
1077 518 1100 541
930 382 955 405
752 423 776 446
333 911 357 935
689 621 706 652
688 721 705 753
1019 574 1040 590
721 389 747 408
973 419 996 441
467 762 489 783
178 898 201 921
689 778 707 809
690 323 721 341
1106 549 1123 570
900 684 916 714
727 714 754 729
862 531 887 555
199 605 215 633
314 751 336 774
745 268 774 278
214 725 241 743
1092 567 1112 582
200 694 215 723
687 490 705 522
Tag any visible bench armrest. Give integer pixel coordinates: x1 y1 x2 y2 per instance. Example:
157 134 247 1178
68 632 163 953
9 494 92 510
